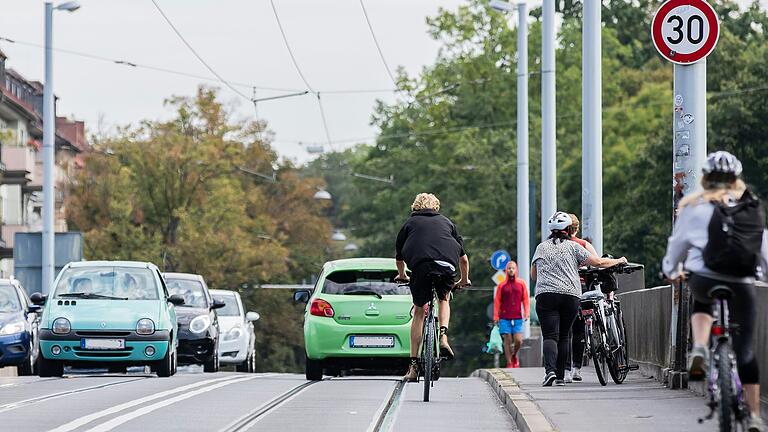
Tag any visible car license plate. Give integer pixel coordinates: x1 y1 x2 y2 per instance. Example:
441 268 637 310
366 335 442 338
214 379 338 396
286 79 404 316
350 335 394 348
81 338 125 350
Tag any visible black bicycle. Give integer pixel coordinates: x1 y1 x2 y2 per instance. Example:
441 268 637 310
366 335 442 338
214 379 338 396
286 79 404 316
579 263 642 385
697 284 749 432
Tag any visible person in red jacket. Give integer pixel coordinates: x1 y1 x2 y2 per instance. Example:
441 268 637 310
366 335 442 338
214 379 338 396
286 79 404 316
493 260 530 368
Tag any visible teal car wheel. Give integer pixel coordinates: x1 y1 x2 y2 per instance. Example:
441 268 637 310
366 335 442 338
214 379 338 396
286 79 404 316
154 340 175 378
38 355 63 378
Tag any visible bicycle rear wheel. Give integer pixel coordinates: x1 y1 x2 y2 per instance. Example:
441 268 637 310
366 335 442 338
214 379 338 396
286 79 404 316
607 314 628 384
422 313 435 402
716 341 736 432
590 326 607 386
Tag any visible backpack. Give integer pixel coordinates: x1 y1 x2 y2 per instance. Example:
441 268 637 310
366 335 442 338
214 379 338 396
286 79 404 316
703 189 766 277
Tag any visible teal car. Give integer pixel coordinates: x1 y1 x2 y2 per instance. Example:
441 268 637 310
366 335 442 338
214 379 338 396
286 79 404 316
32 261 184 377
294 258 412 380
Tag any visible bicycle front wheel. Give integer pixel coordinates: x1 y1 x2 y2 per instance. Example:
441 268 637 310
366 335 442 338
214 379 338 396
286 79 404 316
590 326 607 386
422 315 435 402
607 314 627 384
716 341 736 432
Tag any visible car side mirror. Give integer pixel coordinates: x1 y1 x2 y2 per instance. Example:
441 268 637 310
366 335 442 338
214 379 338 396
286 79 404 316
168 294 185 306
246 311 260 322
211 299 226 310
27 305 42 314
30 292 47 305
293 290 310 304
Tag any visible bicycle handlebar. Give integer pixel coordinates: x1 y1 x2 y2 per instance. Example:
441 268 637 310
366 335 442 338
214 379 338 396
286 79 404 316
579 263 644 276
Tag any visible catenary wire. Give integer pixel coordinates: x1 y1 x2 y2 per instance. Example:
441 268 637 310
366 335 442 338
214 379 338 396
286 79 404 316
150 0 254 102
358 0 398 87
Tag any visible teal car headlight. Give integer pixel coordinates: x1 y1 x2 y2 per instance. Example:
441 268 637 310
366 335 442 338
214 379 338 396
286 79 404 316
136 318 155 335
0 321 25 335
189 315 211 334
52 317 71 335
223 326 242 341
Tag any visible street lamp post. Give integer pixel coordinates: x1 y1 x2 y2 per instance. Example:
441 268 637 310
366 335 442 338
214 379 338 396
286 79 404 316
42 1 79 295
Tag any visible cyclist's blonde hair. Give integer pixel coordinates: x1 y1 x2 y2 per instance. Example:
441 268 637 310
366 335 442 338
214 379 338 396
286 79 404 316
411 193 440 211
679 177 747 209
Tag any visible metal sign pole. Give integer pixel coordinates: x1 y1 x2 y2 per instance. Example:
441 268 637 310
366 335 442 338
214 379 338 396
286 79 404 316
582 0 603 255
516 2 530 291
541 0 556 243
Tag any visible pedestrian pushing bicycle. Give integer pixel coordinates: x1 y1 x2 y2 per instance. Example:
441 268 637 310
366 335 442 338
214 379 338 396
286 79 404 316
663 151 768 432
395 193 470 401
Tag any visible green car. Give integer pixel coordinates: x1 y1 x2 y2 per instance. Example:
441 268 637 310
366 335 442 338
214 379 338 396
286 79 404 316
294 258 412 380
32 261 183 377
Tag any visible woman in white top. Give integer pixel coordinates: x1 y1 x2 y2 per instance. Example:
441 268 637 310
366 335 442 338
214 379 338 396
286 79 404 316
531 212 627 386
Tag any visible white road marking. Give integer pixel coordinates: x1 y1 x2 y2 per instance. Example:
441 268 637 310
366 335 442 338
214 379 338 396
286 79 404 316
48 374 268 432
84 375 262 432
0 378 146 413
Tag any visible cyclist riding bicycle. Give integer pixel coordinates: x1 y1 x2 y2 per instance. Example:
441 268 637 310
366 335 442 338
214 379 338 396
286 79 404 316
662 151 768 432
395 193 470 382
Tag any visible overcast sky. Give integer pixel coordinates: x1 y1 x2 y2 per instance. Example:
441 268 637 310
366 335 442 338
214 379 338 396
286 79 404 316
0 0 470 163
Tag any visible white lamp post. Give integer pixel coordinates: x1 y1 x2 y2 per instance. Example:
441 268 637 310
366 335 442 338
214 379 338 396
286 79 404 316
42 1 80 295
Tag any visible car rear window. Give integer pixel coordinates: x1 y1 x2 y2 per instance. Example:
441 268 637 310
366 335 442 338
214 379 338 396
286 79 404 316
322 270 410 296
54 267 159 300
212 294 241 316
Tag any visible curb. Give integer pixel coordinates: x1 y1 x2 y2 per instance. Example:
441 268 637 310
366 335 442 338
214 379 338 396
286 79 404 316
473 368 558 432
0 367 17 377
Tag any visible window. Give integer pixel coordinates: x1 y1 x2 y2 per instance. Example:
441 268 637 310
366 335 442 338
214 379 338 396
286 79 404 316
53 267 160 300
0 284 22 312
212 294 241 316
165 278 209 308
322 270 410 296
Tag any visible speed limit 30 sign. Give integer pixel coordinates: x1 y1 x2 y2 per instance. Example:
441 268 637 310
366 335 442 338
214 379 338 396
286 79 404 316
651 0 720 64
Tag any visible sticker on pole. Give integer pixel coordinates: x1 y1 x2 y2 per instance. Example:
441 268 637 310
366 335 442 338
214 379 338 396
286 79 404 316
651 0 720 64
490 250 511 271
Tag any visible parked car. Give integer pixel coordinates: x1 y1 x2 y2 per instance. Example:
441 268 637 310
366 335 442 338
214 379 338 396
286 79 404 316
210 290 259 373
163 273 224 372
294 258 412 380
32 261 182 378
0 279 41 376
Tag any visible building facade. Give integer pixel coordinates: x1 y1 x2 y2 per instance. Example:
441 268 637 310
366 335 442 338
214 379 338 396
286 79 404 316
0 49 87 277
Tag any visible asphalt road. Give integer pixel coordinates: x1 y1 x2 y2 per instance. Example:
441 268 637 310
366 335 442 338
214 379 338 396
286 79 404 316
0 367 516 432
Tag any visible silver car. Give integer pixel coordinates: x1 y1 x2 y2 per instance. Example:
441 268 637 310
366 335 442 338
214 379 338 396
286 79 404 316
209 289 259 372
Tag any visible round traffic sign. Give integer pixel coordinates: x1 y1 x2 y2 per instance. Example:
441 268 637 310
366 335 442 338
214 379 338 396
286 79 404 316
651 0 719 64
490 250 511 271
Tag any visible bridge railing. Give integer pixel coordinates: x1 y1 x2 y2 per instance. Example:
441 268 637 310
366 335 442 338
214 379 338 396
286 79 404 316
619 281 768 407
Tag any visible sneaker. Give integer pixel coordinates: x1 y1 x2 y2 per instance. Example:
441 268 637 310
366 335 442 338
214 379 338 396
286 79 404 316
564 370 573 383
687 345 709 381
542 371 557 387
505 361 514 369
555 379 565 386
403 362 418 382
572 368 583 382
439 334 455 360
512 354 520 368
746 414 765 432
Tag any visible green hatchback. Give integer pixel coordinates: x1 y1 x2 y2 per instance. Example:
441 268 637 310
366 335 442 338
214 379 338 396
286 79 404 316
294 258 412 380
33 261 183 377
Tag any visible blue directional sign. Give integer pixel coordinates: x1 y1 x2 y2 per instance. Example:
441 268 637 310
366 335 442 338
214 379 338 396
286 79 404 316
490 250 511 271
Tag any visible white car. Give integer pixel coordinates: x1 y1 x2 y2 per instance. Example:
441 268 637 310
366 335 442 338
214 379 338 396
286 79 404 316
210 290 259 372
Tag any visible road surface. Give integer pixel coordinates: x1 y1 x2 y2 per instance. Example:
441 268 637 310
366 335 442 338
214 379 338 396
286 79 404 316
0 367 516 432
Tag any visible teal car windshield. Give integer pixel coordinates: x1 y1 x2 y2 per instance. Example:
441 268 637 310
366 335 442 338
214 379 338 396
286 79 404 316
0 285 21 312
322 270 410 296
166 279 208 308
53 267 159 300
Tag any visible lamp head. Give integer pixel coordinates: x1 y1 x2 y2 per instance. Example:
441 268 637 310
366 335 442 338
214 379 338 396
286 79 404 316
55 1 81 12
489 0 515 13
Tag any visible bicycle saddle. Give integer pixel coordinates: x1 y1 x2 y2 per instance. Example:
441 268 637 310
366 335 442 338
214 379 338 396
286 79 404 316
708 285 733 300
580 290 605 301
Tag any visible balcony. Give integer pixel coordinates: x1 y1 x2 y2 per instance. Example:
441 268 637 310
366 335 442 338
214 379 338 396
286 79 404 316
2 146 35 185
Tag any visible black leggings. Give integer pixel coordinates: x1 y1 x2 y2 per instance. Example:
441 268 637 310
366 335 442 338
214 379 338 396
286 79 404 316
536 293 580 379
568 316 586 369
689 274 759 385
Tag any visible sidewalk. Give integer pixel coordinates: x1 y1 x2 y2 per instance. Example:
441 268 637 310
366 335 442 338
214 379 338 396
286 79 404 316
502 367 715 432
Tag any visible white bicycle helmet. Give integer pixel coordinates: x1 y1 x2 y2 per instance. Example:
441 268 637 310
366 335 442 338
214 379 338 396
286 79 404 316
547 211 572 232
703 151 742 176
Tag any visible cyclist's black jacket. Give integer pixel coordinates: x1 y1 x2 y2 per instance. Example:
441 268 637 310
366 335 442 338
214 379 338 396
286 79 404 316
395 209 466 271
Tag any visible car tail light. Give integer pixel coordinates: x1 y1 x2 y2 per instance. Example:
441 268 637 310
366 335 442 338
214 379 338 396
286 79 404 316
581 309 594 316
310 299 334 317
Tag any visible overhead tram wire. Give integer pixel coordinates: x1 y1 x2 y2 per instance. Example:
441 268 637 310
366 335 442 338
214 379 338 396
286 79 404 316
150 0 255 104
358 0 398 87
268 0 336 151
